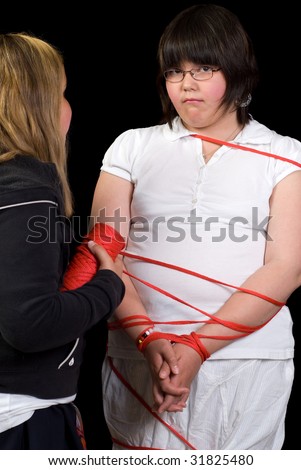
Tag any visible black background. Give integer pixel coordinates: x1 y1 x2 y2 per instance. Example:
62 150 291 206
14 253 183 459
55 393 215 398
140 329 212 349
1 0 300 450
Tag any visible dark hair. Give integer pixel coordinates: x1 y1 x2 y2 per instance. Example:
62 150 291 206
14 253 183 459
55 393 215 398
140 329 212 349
157 4 259 128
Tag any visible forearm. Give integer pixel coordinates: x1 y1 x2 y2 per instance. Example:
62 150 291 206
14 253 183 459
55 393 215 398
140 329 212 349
197 259 301 355
112 269 153 342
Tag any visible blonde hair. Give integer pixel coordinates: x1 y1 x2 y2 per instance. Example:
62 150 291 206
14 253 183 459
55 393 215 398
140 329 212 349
0 32 73 216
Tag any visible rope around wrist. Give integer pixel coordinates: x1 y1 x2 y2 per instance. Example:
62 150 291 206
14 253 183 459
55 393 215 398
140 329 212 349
137 330 210 363
136 331 176 352
188 332 211 362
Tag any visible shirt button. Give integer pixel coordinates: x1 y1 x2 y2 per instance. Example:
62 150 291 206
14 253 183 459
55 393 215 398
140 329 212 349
69 358 74 366
192 199 197 204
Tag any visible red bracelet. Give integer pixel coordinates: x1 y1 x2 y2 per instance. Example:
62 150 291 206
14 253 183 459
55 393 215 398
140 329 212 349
137 331 179 352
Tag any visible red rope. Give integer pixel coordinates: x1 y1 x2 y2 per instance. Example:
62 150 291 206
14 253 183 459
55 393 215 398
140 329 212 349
122 270 273 336
191 133 301 168
121 253 284 307
61 222 284 333
60 223 125 291
108 356 197 450
58 136 299 450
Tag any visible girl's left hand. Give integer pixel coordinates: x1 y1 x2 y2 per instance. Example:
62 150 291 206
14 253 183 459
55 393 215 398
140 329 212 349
143 338 190 410
151 343 202 413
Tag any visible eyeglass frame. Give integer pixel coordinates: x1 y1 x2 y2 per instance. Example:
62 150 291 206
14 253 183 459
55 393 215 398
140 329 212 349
163 66 222 83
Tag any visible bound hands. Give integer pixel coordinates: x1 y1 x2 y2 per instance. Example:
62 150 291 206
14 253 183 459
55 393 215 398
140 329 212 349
144 339 203 413
88 237 202 413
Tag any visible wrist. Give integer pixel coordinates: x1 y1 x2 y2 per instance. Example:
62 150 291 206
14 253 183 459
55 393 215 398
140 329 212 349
136 327 154 349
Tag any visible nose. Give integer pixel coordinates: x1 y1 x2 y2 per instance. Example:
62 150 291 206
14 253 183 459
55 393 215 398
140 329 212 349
182 71 197 89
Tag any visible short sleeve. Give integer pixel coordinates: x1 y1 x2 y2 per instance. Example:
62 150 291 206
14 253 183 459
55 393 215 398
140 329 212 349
272 134 301 186
101 129 136 182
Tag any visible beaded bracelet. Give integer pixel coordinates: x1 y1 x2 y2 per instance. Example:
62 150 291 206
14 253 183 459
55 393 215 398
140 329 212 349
136 328 154 348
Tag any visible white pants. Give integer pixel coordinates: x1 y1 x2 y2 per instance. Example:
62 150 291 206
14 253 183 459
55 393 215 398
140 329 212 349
102 357 294 450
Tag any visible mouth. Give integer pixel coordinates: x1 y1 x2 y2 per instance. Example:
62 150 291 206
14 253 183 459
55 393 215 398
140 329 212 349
183 98 202 103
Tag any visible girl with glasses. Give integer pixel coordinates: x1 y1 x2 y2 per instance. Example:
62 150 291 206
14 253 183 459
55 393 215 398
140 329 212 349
89 4 301 450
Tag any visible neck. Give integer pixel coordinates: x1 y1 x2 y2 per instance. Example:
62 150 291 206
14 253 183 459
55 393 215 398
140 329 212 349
197 124 243 162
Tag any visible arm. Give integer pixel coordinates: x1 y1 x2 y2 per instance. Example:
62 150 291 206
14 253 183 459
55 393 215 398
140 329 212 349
195 170 301 351
90 171 185 390
155 170 301 412
0 193 125 353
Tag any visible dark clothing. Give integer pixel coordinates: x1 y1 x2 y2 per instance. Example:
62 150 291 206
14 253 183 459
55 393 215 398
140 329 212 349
0 155 125 399
0 404 84 449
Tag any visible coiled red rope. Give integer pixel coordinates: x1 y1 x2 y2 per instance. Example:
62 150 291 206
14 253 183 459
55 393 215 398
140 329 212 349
60 223 125 291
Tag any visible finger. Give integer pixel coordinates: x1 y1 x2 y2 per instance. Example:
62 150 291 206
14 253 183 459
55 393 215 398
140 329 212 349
162 403 186 412
158 361 171 379
156 394 185 414
159 347 179 378
158 390 190 413
170 393 190 412
87 241 115 271
159 378 189 397
87 240 106 258
152 382 165 408
178 390 190 405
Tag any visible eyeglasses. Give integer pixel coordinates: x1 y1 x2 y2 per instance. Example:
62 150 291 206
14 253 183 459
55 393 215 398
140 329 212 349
163 66 221 83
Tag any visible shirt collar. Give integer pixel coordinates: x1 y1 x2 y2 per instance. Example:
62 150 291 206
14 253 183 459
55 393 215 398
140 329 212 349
163 116 274 145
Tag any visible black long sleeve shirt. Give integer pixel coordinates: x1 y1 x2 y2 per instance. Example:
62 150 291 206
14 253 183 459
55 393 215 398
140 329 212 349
0 155 125 399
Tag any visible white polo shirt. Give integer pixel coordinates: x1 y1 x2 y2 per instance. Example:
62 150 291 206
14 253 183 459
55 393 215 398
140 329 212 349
101 117 301 360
